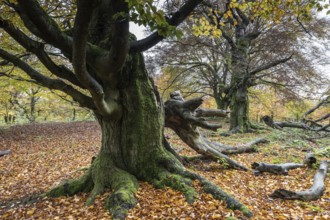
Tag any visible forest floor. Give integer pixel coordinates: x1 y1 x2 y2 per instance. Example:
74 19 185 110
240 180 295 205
0 121 329 219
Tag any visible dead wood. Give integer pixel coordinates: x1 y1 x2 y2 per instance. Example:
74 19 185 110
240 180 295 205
252 153 318 175
303 153 317 168
165 91 267 171
0 150 11 157
262 96 330 132
270 161 328 201
251 162 304 175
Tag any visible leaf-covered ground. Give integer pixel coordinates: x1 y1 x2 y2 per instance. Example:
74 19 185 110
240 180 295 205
0 121 329 219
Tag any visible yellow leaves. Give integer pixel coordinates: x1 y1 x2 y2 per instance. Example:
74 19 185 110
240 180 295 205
223 10 233 19
191 17 222 38
27 208 36 215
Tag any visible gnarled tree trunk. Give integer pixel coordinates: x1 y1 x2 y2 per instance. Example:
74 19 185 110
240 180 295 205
47 54 253 219
165 91 267 171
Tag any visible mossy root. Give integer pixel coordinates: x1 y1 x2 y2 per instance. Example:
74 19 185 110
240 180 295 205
46 172 93 197
182 170 253 218
151 171 198 204
106 167 139 220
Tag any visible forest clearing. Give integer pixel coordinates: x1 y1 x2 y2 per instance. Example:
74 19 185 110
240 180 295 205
1 121 329 219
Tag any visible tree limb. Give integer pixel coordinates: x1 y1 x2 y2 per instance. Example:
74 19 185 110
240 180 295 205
129 0 203 52
0 18 83 88
0 48 95 110
249 55 293 76
16 0 73 54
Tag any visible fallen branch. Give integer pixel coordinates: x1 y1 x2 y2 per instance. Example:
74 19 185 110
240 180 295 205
262 96 330 132
251 162 304 175
270 161 328 201
0 150 11 157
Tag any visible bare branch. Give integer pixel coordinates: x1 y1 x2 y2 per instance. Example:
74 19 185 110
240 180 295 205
249 55 293 75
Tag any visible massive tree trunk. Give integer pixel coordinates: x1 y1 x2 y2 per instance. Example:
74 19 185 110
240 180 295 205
2 0 253 218
47 53 253 219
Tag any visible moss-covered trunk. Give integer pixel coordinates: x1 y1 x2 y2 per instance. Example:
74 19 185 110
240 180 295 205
228 34 251 133
229 79 250 132
47 52 188 218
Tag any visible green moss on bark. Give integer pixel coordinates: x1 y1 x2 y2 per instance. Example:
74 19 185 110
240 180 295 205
46 172 93 197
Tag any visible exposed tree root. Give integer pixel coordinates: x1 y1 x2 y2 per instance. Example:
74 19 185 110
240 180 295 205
171 168 253 218
45 150 253 219
46 154 138 220
270 161 328 201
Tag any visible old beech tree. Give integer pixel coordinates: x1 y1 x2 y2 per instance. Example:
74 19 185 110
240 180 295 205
0 0 256 219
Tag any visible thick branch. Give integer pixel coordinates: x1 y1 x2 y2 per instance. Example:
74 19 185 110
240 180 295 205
103 0 129 79
130 0 203 52
15 0 106 70
73 0 121 118
0 48 95 110
195 108 228 118
16 0 73 54
0 150 12 157
252 162 304 175
73 0 102 94
262 115 330 132
0 19 83 88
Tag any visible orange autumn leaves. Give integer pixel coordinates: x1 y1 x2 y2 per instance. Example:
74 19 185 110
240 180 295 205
1 122 329 219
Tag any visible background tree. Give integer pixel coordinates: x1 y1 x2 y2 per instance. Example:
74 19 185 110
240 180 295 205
153 0 330 134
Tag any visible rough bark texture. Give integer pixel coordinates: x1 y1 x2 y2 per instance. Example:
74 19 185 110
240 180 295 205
270 161 328 201
228 36 251 134
165 91 268 171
